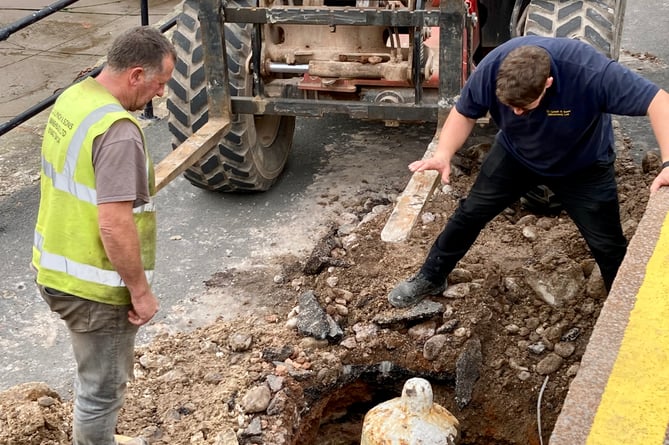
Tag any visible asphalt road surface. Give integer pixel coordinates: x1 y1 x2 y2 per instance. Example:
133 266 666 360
0 114 434 396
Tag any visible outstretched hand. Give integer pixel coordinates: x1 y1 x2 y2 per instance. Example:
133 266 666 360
650 167 669 194
409 157 451 184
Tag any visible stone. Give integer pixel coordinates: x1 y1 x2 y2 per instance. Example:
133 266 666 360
536 353 564 375
228 333 253 352
266 375 284 392
267 390 289 416
373 300 444 326
241 417 262 437
443 283 471 299
523 259 585 306
504 324 520 334
408 321 436 342
296 290 330 340
241 384 272 413
522 226 538 241
213 429 239 445
455 338 482 409
554 342 576 358
353 323 378 341
423 334 448 361
437 318 459 334
449 268 473 284
528 342 546 355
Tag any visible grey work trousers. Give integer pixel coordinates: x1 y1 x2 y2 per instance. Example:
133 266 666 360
40 285 138 445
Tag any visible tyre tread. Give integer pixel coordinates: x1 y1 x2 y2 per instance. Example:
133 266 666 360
523 0 624 59
165 0 294 192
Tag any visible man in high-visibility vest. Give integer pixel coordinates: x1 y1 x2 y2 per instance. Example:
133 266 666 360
32 26 175 445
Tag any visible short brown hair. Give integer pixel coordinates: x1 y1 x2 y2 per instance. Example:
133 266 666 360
496 45 551 107
106 26 176 74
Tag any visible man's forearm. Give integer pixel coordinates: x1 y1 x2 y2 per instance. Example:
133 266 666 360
98 201 151 297
648 89 669 162
435 107 477 161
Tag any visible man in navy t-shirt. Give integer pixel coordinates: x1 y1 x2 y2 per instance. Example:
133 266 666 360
388 36 669 308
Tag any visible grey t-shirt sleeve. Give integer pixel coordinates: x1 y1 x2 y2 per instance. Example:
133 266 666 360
92 119 150 207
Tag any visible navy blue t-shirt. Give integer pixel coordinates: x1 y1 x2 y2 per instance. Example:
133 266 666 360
456 36 659 176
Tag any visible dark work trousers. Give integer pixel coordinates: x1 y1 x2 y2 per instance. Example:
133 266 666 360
419 140 627 292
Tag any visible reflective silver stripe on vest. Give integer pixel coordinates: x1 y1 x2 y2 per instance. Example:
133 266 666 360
34 231 154 287
42 157 97 204
42 104 125 205
134 201 156 213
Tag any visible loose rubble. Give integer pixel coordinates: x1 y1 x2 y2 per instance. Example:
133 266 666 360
0 126 657 445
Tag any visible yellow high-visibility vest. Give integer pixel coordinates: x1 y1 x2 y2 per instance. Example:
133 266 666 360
32 77 156 305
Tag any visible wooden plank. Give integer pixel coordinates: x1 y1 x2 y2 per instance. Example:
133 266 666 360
380 134 441 243
380 110 492 243
154 117 230 192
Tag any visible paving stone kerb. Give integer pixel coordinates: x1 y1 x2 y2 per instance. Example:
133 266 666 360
550 187 669 445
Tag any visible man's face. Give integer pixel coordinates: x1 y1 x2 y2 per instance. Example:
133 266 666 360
509 88 546 116
128 56 175 112
506 76 553 116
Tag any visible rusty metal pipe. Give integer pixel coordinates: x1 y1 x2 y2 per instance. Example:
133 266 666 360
266 62 309 74
309 60 410 81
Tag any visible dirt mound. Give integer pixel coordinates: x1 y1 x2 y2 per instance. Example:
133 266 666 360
0 126 658 445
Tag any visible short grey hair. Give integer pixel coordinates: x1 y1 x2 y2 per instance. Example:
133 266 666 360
106 26 176 74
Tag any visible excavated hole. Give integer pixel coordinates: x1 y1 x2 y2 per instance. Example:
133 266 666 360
294 362 452 444
289 362 523 445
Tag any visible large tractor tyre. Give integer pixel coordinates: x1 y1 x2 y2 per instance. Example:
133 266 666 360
167 0 295 192
521 0 626 60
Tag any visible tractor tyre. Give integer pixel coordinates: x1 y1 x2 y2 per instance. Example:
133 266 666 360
521 0 626 60
167 0 295 192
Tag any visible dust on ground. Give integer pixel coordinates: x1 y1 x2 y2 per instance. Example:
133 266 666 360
0 118 660 445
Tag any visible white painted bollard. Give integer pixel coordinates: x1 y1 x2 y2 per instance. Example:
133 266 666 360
360 377 460 444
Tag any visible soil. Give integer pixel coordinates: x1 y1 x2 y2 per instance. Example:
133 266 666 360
0 123 660 445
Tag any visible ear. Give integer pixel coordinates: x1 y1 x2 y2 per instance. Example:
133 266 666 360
128 67 144 86
545 76 554 89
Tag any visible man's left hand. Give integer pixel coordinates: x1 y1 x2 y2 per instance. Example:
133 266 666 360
650 167 669 193
128 290 159 326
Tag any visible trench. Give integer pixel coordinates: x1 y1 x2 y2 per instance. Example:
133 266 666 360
290 362 527 445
